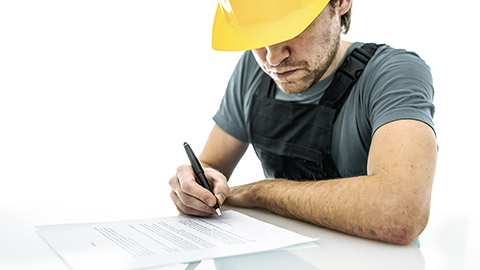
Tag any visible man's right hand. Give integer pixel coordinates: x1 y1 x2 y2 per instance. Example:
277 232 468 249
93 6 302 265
169 165 229 216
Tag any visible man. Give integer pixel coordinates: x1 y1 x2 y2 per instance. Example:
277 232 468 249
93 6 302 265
169 0 437 245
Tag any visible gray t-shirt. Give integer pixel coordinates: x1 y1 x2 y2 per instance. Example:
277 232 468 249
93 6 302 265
213 42 435 178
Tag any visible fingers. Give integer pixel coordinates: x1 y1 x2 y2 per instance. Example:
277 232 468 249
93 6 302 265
204 168 230 205
169 167 215 216
176 166 218 206
170 189 215 216
169 165 229 216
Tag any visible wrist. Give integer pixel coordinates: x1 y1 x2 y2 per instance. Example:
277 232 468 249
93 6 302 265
249 179 275 208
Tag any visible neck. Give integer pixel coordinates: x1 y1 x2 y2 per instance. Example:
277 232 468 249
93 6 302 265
320 39 352 81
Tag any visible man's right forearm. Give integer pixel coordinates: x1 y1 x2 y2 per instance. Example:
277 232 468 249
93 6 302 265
199 125 248 179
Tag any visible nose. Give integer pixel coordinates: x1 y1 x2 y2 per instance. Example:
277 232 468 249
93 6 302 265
265 43 290 67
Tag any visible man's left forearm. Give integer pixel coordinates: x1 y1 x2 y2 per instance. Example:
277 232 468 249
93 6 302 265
226 120 437 245
227 174 429 245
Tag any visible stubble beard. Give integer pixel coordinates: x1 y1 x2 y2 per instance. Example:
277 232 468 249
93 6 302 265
278 35 340 95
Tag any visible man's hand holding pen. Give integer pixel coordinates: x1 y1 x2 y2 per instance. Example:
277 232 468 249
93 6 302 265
169 143 229 217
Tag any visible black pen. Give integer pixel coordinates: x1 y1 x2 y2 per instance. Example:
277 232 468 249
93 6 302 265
183 142 222 216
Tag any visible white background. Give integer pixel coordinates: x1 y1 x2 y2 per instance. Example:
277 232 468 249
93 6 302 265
0 0 479 269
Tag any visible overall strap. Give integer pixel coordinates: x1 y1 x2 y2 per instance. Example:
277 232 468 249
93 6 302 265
319 43 381 117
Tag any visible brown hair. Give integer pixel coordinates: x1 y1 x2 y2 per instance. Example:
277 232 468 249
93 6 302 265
329 0 352 34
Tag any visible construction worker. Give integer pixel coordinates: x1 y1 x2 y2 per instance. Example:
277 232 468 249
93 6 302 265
169 0 436 245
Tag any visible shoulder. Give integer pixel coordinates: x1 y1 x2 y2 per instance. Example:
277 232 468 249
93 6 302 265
233 51 264 80
366 44 433 92
358 44 435 133
213 51 265 143
357 43 435 104
226 51 265 97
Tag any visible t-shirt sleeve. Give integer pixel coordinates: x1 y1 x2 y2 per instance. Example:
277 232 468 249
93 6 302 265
366 49 435 135
213 52 254 143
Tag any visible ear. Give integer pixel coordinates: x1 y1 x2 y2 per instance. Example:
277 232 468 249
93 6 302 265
338 0 352 16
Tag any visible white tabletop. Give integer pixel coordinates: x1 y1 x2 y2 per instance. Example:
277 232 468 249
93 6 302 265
0 205 425 270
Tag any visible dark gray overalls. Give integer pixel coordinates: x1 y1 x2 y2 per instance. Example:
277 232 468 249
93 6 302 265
249 43 380 181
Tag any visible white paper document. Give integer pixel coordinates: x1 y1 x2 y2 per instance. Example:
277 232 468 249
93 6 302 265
36 210 317 269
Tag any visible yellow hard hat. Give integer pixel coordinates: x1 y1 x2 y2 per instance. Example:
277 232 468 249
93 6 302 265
212 0 330 51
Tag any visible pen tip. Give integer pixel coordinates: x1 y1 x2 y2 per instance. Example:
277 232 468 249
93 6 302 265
216 208 222 217
183 142 188 146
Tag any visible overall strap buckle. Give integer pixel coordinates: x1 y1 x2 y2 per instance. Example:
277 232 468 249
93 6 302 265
319 43 381 113
339 46 372 81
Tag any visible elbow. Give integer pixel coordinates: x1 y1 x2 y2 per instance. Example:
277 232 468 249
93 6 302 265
380 207 429 245
383 223 424 245
371 196 430 245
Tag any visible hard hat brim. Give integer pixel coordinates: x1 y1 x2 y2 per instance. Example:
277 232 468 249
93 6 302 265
212 0 330 51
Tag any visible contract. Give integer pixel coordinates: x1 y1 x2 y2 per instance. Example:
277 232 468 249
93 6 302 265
36 210 317 269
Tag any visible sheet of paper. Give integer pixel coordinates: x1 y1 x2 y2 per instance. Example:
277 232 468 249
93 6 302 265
36 210 317 269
